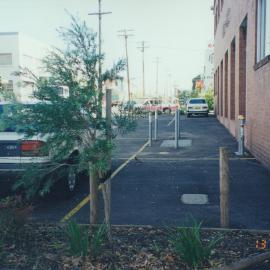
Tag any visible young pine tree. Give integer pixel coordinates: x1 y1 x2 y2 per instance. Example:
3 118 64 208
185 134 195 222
3 16 136 224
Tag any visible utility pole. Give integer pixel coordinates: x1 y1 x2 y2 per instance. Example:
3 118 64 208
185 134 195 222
118 29 134 102
88 0 111 225
137 41 149 98
154 57 160 97
89 0 112 99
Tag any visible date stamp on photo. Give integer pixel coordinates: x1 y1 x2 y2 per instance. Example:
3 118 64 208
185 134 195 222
256 239 269 250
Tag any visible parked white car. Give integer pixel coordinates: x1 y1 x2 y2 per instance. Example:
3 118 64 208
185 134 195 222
0 102 78 196
186 98 209 117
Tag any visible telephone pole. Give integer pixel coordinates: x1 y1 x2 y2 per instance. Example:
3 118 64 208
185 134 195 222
154 57 160 97
89 0 112 97
137 41 149 98
118 29 134 102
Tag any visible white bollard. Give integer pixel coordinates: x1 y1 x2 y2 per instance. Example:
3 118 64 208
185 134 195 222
149 112 152 147
175 109 179 149
154 109 158 141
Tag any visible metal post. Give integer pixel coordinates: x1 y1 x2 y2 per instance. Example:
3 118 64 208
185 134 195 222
154 109 158 140
236 115 245 156
175 109 179 149
178 108 181 139
149 112 152 146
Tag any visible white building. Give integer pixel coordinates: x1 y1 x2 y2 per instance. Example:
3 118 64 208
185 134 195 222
0 32 48 101
202 43 214 92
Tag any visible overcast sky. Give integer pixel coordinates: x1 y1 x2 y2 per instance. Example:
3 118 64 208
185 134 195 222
0 0 214 97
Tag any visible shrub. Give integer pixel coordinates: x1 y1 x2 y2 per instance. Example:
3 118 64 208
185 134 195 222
168 221 222 269
66 220 89 257
90 223 108 258
204 89 214 111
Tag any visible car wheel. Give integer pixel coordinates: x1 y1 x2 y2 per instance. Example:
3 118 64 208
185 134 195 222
164 108 171 114
67 167 77 193
187 113 190 118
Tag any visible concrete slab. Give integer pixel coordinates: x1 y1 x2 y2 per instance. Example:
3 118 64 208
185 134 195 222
160 139 192 148
181 194 209 205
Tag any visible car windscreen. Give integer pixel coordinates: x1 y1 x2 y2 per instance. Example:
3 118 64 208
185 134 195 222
189 99 206 104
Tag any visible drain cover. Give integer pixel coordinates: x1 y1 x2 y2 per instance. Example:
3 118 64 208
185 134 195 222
160 139 192 148
181 194 208 205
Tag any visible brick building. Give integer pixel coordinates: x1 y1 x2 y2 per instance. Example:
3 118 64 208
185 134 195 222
214 0 270 169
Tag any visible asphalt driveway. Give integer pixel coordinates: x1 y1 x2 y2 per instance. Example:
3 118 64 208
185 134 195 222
31 115 270 229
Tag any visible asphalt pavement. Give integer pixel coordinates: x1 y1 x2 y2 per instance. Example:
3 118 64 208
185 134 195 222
31 114 270 230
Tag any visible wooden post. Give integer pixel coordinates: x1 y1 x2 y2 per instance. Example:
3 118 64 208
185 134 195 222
89 164 99 224
220 147 230 228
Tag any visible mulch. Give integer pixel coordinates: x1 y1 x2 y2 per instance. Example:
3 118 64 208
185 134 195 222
1 223 270 270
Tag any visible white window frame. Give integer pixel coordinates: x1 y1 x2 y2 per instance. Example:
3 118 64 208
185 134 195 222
257 0 270 62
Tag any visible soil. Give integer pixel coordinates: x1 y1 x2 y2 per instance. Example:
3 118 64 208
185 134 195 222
1 224 270 270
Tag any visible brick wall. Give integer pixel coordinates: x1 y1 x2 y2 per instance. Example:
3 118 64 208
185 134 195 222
214 0 270 169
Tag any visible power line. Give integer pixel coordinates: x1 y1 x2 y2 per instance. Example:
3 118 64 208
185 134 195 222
137 41 149 98
118 29 134 102
88 0 112 97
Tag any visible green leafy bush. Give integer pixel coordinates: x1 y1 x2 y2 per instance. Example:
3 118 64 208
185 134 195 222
66 220 89 257
204 89 214 111
168 221 222 269
90 223 108 258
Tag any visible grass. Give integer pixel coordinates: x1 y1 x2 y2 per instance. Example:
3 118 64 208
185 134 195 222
90 223 108 258
168 220 223 269
66 220 89 257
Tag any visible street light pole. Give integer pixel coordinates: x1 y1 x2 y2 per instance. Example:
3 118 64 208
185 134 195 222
137 41 149 98
118 29 134 102
154 57 160 97
88 0 112 100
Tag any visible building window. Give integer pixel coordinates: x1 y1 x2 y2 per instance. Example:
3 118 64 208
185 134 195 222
2 80 13 91
257 0 270 62
0 53 12 65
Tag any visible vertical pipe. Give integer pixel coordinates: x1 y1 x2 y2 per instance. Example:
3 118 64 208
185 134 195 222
149 112 152 146
178 108 180 139
175 109 178 149
236 115 245 155
154 109 158 140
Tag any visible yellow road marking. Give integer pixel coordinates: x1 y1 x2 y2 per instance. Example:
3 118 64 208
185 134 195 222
60 140 149 222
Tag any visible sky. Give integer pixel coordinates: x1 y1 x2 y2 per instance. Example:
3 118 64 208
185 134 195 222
0 0 214 98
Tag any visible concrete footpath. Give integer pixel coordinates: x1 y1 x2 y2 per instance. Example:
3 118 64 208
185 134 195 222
33 115 270 230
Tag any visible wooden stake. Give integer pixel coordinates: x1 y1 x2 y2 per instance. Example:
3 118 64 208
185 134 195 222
89 165 99 224
210 251 270 270
220 147 230 228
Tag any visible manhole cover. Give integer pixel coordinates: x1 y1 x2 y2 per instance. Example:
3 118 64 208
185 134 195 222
158 151 170 155
181 194 208 205
160 139 192 148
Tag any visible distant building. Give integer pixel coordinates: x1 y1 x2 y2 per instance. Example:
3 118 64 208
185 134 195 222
214 0 270 169
0 32 48 101
202 43 214 92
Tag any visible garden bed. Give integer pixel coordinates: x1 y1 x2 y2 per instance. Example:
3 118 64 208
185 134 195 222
1 224 270 270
